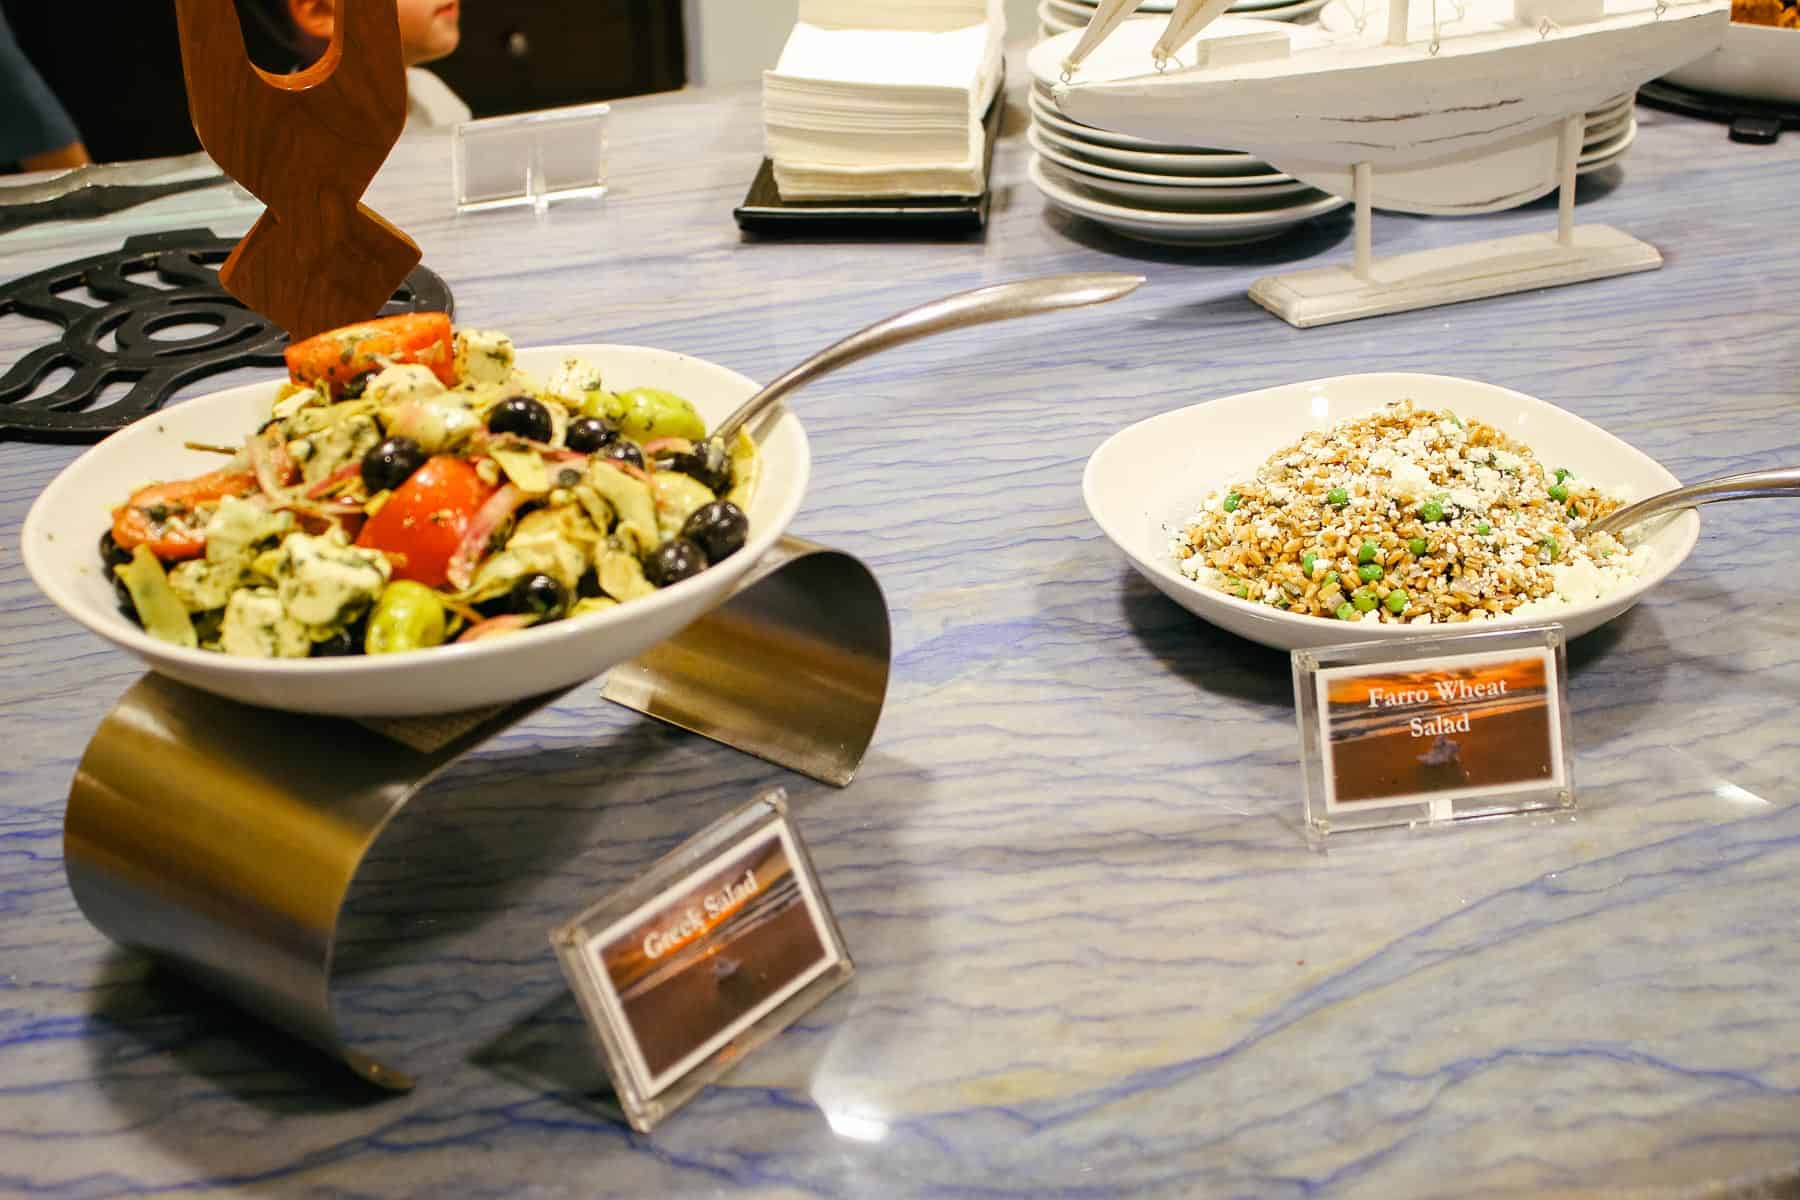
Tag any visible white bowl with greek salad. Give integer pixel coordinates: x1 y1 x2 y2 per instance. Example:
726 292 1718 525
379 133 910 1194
1083 373 1698 651
24 317 810 716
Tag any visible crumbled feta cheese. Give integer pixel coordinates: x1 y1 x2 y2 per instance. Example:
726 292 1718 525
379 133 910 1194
454 328 515 386
365 362 445 409
220 587 311 658
266 531 391 628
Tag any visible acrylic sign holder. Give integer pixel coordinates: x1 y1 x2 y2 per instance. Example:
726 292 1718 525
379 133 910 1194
64 535 890 1089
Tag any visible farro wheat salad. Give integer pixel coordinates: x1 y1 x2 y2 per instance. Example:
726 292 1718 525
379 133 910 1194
1170 400 1654 626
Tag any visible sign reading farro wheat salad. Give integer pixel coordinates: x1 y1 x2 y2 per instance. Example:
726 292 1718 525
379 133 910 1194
1292 626 1575 836
1316 647 1564 811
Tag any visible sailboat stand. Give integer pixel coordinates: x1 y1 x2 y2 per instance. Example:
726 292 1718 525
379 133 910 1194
1249 112 1663 328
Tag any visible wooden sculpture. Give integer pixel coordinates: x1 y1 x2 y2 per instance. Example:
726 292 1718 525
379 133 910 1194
173 0 421 341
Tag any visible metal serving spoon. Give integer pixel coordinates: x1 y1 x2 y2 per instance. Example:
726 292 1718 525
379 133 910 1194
708 272 1146 445
1584 466 1800 538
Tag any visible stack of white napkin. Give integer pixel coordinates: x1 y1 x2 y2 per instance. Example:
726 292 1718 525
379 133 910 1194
798 0 1002 31
763 4 1005 200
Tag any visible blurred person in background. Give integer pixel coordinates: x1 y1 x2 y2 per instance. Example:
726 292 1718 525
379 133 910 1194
249 0 471 127
0 0 466 168
0 5 90 172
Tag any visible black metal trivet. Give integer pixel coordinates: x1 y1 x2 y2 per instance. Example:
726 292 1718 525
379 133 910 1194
1639 80 1800 145
0 228 452 442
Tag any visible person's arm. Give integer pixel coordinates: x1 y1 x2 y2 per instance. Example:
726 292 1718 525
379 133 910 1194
0 6 91 169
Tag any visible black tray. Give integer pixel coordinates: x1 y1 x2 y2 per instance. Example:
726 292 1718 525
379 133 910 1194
734 76 1004 236
1639 79 1800 144
0 228 451 442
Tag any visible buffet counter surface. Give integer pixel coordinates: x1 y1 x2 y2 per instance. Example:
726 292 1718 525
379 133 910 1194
3 72 1798 1198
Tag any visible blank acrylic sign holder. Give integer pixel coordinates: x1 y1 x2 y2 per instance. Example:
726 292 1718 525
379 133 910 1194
453 101 611 214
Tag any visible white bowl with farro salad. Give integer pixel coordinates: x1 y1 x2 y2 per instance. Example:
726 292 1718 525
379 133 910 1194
1083 373 1700 651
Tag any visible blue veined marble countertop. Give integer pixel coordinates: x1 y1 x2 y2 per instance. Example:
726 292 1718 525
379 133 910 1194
2 65 1799 1199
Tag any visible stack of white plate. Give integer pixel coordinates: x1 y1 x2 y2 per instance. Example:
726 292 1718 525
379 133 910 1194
1027 18 1350 245
1571 92 1638 175
1039 0 1330 39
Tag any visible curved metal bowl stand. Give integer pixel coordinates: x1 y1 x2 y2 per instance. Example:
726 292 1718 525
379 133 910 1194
64 536 888 1090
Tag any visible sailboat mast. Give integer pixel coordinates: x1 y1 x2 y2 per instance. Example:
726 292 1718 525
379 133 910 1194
1387 0 1412 43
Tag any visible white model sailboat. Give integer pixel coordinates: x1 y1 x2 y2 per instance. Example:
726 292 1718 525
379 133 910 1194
1054 0 1727 214
1050 0 1727 326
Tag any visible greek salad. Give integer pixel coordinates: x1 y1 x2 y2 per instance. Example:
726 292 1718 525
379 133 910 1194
102 313 758 657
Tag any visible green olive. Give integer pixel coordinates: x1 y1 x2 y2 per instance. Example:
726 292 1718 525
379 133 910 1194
365 580 448 655
614 387 706 443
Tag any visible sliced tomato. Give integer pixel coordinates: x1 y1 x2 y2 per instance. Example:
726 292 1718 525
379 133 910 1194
355 455 495 587
111 469 257 561
284 312 457 393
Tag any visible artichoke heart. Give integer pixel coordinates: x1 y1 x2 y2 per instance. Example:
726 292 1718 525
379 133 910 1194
583 460 659 555
462 505 602 604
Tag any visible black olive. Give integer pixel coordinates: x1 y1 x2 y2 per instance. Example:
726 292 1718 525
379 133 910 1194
100 531 136 611
99 530 132 568
601 440 645 471
338 370 377 400
662 441 732 493
510 573 568 619
681 501 748 563
576 569 602 599
645 538 708 587
360 436 427 493
566 416 619 454
311 626 363 657
487 395 552 442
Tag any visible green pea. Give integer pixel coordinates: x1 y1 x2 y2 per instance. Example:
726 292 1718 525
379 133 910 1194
1420 500 1445 523
1335 602 1357 621
1540 537 1560 562
1352 587 1378 613
1476 521 1491 535
1568 504 1580 520
365 581 448 655
1223 491 1242 513
1357 541 1378 565
1407 537 1428 556
1230 579 1249 599
1327 487 1349 507
1322 571 1339 591
1548 482 1568 503
1358 562 1383 583
1554 467 1572 484
1385 588 1408 614
1301 551 1318 578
